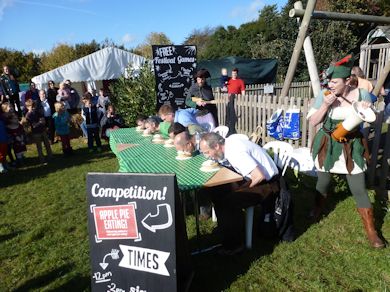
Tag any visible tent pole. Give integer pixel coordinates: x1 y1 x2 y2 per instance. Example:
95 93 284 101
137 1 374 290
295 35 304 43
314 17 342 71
294 1 321 98
280 0 317 98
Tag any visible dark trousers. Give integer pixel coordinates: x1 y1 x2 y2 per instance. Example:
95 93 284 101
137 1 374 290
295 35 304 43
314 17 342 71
59 135 71 153
226 94 237 136
10 94 22 118
44 116 55 143
200 180 279 249
87 127 101 149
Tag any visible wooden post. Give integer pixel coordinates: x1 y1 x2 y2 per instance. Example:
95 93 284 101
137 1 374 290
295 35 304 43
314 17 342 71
373 60 390 96
289 8 390 24
280 0 317 98
294 1 321 98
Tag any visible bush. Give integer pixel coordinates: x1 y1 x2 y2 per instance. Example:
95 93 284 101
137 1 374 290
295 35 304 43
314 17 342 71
110 63 156 127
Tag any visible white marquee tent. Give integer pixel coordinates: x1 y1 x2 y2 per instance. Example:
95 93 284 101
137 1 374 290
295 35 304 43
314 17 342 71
32 47 147 90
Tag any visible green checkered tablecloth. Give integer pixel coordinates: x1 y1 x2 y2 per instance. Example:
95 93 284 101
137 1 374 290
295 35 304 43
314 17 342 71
109 128 216 191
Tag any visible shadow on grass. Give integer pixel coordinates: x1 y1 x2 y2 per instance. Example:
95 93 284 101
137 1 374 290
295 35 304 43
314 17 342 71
373 188 389 244
0 144 115 189
0 231 21 242
284 171 351 239
47 273 90 292
185 171 356 291
13 264 74 292
188 229 278 292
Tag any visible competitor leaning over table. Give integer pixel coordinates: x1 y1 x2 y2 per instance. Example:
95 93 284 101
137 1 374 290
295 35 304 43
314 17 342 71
199 132 280 255
158 104 205 135
185 68 218 126
307 54 385 249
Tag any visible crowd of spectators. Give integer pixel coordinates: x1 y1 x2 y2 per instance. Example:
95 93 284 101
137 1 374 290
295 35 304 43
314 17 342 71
0 64 126 172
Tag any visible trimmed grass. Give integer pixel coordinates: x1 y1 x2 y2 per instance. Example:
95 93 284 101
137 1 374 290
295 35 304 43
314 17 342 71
0 139 389 291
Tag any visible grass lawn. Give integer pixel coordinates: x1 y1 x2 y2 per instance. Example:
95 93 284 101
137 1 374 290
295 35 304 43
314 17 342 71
0 138 389 291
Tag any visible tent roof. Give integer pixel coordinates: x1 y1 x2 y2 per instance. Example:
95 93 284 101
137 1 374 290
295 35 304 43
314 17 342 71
32 47 147 85
367 26 390 43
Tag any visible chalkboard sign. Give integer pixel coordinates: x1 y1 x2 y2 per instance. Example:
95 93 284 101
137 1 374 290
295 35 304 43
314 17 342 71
87 173 192 292
152 45 197 110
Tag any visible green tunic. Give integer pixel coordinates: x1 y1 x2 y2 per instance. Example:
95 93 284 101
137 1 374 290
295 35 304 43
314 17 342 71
310 88 371 174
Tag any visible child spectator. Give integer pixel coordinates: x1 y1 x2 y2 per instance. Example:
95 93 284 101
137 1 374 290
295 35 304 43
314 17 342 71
220 67 229 93
57 82 71 110
25 99 52 164
100 104 125 140
53 102 72 155
1 102 26 166
82 93 103 152
97 88 110 113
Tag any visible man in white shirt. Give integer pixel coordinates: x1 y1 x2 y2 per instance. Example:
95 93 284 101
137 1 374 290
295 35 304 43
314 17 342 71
199 133 279 254
39 90 55 144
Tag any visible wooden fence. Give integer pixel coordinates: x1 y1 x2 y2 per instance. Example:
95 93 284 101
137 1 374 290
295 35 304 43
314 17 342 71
214 92 315 148
245 81 313 99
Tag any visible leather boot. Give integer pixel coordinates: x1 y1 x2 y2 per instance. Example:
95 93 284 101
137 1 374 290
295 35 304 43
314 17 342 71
309 192 327 221
357 208 385 249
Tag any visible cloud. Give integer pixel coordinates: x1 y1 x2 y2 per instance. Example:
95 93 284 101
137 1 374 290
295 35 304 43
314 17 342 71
0 0 14 20
230 0 265 22
14 0 97 16
122 33 136 44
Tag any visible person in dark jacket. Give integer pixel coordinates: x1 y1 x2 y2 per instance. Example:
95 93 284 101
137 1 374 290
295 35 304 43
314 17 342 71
46 80 58 114
100 104 125 140
0 65 22 118
81 93 102 152
185 69 218 126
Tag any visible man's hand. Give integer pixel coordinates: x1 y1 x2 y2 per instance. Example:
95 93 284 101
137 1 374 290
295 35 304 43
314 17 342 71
196 101 206 107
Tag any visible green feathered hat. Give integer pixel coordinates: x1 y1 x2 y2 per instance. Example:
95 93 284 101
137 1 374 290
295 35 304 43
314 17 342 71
326 54 354 79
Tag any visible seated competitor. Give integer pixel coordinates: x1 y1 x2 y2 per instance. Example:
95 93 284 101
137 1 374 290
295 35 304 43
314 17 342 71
168 122 186 139
173 130 201 154
158 104 204 135
143 116 171 137
199 132 280 255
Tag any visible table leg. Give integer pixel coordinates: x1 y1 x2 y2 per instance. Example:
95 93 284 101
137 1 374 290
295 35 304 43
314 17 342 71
191 190 201 252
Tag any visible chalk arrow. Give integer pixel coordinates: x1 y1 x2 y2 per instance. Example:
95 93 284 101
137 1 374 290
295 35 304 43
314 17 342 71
99 249 120 270
99 262 109 270
141 204 173 233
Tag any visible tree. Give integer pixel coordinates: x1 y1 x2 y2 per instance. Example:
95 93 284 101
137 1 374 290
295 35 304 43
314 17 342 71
110 63 156 126
74 40 100 59
40 43 75 72
0 48 41 82
133 32 172 59
183 27 215 59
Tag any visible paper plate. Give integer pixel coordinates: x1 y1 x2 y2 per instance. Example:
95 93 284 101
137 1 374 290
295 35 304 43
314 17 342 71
201 160 218 168
200 166 220 172
176 156 192 160
152 139 165 144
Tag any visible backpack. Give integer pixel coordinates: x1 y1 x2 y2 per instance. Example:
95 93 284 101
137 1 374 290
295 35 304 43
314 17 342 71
273 177 295 242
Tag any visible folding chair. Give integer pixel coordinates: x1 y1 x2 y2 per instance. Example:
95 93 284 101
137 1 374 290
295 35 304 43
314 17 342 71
212 125 229 138
249 125 264 145
245 141 293 249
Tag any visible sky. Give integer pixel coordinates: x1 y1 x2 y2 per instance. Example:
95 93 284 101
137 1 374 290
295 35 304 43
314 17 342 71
0 0 287 54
